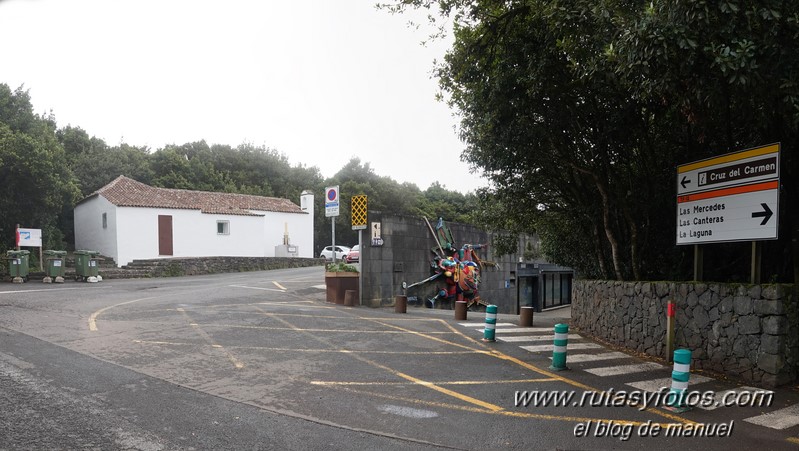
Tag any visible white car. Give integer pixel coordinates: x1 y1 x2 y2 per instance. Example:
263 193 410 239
320 245 350 261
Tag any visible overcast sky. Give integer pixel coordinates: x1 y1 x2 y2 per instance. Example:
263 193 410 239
0 0 488 194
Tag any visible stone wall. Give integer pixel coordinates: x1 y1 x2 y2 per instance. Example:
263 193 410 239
572 280 798 388
123 256 324 277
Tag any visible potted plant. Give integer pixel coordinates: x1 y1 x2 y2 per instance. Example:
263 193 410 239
325 262 359 304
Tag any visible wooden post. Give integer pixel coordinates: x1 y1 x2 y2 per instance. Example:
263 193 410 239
666 301 676 363
750 241 762 284
693 245 703 281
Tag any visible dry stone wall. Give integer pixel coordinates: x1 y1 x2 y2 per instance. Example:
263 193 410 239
572 280 797 388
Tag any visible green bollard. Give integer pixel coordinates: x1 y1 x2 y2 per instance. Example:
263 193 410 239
548 323 569 371
482 305 497 342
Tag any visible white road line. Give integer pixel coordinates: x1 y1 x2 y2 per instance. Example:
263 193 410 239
548 352 631 363
312 284 326 290
626 375 712 393
744 403 799 429
697 386 767 411
229 285 285 292
458 322 517 327
476 327 557 334
584 362 664 377
496 334 582 343
0 287 85 295
519 343 601 352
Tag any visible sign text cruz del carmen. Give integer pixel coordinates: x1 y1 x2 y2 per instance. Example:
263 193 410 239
676 143 780 245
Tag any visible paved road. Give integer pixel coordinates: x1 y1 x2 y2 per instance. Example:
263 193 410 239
0 267 796 450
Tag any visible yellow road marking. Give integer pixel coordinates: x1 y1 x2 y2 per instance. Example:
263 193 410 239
133 339 484 355
786 437 799 446
256 306 503 412
272 281 287 290
364 317 696 426
331 385 682 428
311 378 558 386
177 308 245 369
88 296 159 331
169 323 456 334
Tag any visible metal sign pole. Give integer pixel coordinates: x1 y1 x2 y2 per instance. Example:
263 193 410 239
750 241 761 284
332 217 336 264
693 244 703 281
358 229 363 306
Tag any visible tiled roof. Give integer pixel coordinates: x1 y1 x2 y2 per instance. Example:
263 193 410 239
82 176 305 216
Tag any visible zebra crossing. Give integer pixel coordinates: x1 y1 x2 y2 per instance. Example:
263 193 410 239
459 321 799 432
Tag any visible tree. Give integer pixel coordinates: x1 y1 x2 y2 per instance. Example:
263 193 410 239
0 84 80 251
382 0 799 283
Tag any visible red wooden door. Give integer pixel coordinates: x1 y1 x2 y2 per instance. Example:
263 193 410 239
158 215 173 255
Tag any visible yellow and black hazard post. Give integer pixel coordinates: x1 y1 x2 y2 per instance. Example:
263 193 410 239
351 195 367 306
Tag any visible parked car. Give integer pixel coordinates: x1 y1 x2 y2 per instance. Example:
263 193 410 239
320 245 350 261
345 244 360 263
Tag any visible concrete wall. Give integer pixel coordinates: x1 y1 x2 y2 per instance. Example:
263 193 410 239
571 280 798 388
123 256 324 276
360 214 523 313
74 196 117 260
113 207 265 267
257 211 313 259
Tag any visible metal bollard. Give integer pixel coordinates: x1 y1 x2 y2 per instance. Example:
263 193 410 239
666 348 692 412
455 301 467 321
548 323 569 371
519 306 533 327
394 295 407 313
482 305 497 342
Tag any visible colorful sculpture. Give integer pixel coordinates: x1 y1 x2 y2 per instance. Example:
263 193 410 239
405 218 495 310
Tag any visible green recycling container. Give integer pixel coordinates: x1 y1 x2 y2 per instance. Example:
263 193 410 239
6 250 30 279
74 250 100 280
44 250 67 278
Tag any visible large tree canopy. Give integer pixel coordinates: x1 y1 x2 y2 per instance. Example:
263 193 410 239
0 85 80 251
384 0 799 283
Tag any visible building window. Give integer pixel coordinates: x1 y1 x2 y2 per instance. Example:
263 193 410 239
217 220 230 235
102 213 107 229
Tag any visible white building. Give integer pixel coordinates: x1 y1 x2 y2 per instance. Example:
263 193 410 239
74 176 314 267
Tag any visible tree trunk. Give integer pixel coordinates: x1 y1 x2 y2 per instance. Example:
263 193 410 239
624 206 641 280
592 221 609 279
594 177 624 280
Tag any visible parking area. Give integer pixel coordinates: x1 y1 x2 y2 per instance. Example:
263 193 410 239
0 267 797 450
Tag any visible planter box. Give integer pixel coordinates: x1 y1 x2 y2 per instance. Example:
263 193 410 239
325 271 359 304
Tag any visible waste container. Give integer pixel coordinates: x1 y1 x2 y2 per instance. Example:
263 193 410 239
44 250 67 282
74 250 101 281
6 250 30 282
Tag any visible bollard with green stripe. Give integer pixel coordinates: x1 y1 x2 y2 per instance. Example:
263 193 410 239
482 305 497 342
665 348 692 412
548 323 569 371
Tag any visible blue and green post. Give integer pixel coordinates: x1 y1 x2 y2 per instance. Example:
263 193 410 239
482 305 497 342
666 348 692 412
549 323 569 371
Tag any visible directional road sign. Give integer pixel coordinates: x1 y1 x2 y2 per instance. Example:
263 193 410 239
676 144 780 245
677 143 779 195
